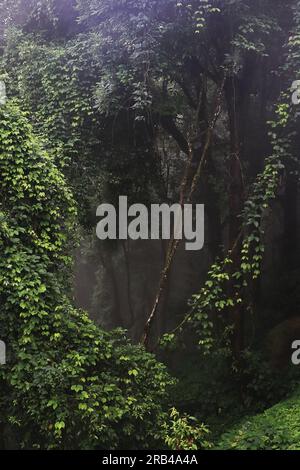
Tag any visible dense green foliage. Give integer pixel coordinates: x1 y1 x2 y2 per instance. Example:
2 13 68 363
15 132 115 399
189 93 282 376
2 0 300 451
0 101 176 449
217 387 300 450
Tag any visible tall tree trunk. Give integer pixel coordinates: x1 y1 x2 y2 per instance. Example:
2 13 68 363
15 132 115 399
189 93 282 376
142 79 225 347
225 77 245 359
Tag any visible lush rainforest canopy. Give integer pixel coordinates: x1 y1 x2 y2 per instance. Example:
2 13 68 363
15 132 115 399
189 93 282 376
1 0 300 451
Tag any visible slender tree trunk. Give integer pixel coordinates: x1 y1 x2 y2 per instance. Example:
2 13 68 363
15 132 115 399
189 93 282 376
225 77 245 359
141 79 225 348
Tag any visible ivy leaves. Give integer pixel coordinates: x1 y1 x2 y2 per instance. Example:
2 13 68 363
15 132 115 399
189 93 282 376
0 101 174 449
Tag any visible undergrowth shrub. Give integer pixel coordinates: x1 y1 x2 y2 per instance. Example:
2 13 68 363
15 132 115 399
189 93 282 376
0 101 174 449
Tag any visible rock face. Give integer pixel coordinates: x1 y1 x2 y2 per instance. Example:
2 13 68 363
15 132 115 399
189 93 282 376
266 317 300 368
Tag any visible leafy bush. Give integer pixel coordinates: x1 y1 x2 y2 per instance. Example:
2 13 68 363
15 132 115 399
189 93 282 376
162 408 211 451
0 101 174 449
